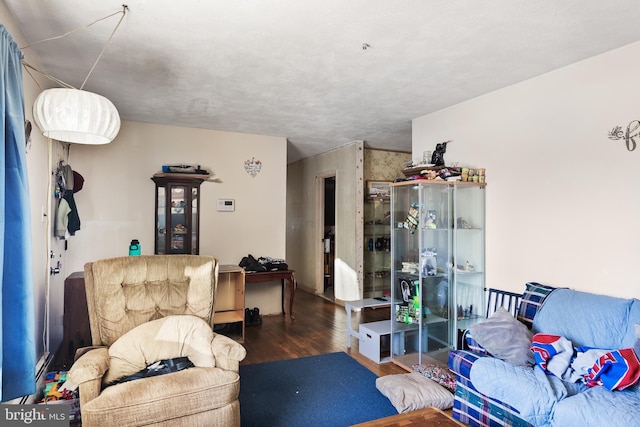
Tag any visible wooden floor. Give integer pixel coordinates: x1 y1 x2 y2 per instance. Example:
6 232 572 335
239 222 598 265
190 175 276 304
239 288 456 421
241 288 406 376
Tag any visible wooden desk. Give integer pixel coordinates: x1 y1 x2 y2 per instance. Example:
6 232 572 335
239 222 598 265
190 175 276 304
244 270 295 320
351 407 463 427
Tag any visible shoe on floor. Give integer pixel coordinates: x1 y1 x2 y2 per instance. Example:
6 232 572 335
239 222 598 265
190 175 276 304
250 307 262 325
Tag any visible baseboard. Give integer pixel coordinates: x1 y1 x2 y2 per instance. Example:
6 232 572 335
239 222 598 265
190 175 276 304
6 352 53 404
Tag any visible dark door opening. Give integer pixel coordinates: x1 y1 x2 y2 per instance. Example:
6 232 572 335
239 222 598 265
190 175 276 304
323 176 336 301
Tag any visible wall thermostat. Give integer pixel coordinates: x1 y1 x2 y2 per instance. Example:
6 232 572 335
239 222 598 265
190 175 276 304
217 199 235 212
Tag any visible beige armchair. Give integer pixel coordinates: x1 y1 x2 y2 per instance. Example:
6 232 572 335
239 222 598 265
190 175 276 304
68 255 247 427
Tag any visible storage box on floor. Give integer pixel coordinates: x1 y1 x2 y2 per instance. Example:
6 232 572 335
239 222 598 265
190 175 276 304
37 371 81 423
359 320 430 364
359 320 392 363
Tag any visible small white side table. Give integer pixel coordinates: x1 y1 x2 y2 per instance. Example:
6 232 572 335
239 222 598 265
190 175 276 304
345 298 391 348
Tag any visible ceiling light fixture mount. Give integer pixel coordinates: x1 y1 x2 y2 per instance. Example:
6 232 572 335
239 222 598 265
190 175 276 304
24 5 129 145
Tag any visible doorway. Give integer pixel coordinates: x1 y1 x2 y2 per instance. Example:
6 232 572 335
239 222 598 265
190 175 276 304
320 175 336 301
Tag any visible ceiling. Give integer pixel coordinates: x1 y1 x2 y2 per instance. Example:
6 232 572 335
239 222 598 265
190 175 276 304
6 1 640 163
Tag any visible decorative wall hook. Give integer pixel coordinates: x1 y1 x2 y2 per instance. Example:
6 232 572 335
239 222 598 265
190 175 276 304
608 120 638 151
244 157 262 177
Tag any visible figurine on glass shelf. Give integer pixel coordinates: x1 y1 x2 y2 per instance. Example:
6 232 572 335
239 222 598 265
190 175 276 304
421 247 438 277
403 203 419 233
425 210 437 229
456 260 475 273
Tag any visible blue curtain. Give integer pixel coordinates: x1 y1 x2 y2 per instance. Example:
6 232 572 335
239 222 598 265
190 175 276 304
0 24 35 402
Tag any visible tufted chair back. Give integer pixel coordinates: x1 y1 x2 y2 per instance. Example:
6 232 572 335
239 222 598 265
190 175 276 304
84 255 218 347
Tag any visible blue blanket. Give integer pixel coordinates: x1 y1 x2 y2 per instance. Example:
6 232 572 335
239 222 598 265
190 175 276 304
470 355 640 426
470 357 569 426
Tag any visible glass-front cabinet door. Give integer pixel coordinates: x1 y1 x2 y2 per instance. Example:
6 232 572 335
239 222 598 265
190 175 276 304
152 174 205 255
169 184 188 254
390 180 485 368
156 185 167 253
452 184 486 336
191 187 199 254
364 195 392 298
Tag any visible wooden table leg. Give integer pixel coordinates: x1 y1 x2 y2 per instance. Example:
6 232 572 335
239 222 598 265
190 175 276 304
280 272 295 320
280 279 285 316
288 272 295 320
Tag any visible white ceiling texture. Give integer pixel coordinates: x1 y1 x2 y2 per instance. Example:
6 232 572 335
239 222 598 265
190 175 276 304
6 1 640 163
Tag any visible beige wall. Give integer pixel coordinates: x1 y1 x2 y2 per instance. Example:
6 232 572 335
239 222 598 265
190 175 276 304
413 40 640 299
67 122 287 315
287 141 364 301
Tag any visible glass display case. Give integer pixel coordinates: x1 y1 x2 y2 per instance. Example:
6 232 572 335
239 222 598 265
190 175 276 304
152 173 207 254
363 195 391 298
390 180 485 368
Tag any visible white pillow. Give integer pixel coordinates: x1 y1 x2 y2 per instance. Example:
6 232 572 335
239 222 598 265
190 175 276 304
376 372 453 413
103 315 216 384
468 307 535 366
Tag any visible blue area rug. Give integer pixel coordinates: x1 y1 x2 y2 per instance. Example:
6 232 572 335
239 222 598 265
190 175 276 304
239 352 397 426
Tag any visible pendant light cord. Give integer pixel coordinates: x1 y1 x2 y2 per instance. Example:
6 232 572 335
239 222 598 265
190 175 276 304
22 62 71 90
21 5 128 90
80 5 128 90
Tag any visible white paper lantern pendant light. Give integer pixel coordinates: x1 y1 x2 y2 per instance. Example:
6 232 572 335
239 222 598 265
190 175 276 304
25 6 128 145
33 88 120 145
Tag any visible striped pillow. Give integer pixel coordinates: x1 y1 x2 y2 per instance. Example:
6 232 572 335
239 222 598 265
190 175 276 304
517 282 556 327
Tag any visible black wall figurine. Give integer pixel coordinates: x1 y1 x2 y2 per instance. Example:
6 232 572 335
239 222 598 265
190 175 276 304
431 140 451 166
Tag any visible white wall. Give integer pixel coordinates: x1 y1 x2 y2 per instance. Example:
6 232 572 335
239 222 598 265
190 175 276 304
413 41 640 299
287 142 364 301
66 121 287 315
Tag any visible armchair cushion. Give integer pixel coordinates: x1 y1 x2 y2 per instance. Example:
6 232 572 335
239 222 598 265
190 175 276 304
86 255 216 347
104 315 216 385
83 367 240 426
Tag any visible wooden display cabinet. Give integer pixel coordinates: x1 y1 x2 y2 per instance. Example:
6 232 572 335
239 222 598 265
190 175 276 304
151 173 208 255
